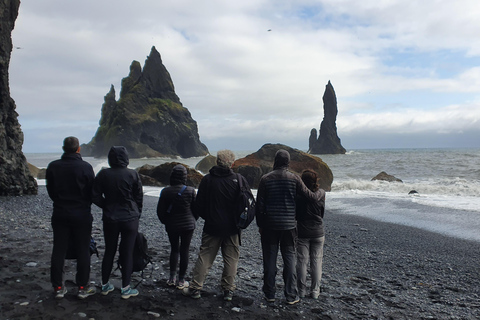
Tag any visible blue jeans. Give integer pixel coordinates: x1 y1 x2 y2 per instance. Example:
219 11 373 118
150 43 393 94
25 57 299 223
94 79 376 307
260 228 298 300
296 236 325 297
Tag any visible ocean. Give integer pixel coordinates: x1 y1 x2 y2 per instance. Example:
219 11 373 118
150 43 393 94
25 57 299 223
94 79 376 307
26 148 480 242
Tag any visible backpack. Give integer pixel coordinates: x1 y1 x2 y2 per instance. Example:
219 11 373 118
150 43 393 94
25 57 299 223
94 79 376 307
235 173 256 229
132 232 153 273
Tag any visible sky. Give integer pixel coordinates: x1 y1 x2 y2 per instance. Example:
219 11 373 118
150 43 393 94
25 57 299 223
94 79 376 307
9 0 480 154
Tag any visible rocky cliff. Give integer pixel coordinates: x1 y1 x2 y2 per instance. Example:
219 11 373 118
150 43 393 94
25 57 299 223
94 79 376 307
81 46 209 158
0 0 38 196
308 81 346 154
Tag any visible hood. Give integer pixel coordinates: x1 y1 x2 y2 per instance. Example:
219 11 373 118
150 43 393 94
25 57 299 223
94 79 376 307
273 149 290 170
108 146 129 168
209 165 233 177
170 164 187 185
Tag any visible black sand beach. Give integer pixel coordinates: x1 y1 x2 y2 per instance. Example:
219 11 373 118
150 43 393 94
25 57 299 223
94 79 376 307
1 186 479 319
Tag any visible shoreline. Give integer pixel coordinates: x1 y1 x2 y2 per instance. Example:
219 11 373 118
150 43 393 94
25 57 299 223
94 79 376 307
1 186 479 319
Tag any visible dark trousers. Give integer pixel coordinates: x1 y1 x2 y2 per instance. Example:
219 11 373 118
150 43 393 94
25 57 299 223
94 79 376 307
261 228 298 300
102 219 139 288
51 220 92 288
167 229 194 280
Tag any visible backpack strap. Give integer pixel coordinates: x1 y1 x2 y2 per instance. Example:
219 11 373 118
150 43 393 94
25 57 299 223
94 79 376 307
167 185 187 214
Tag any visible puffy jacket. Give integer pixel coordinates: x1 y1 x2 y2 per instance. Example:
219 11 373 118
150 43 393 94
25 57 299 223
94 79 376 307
256 149 325 230
46 152 95 225
196 165 247 237
157 164 198 232
92 146 143 223
296 193 325 238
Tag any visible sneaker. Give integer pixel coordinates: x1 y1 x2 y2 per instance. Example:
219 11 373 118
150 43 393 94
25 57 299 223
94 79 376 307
182 287 201 299
264 295 275 303
311 292 319 300
77 286 96 299
54 286 67 299
167 277 176 287
121 286 139 299
286 296 301 305
101 282 115 296
223 290 234 301
176 280 189 290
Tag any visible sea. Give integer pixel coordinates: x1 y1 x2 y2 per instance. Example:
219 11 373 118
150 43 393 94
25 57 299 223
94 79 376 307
26 148 480 243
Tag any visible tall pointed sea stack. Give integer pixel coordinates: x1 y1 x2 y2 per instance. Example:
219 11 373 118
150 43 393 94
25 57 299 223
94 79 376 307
308 81 346 154
81 46 209 158
0 0 38 196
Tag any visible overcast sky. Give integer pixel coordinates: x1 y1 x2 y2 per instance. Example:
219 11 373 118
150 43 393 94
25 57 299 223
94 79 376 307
10 0 480 154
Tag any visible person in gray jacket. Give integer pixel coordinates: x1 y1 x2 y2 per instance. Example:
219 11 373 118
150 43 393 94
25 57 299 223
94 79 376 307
256 149 325 305
92 146 143 299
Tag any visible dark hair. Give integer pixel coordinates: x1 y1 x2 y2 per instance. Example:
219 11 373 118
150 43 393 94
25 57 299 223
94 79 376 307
62 136 79 153
301 169 319 192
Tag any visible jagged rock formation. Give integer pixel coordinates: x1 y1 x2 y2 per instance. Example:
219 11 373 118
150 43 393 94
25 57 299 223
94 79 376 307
309 81 346 154
0 0 37 196
81 46 209 158
195 154 217 173
233 143 333 191
372 171 403 183
137 162 204 188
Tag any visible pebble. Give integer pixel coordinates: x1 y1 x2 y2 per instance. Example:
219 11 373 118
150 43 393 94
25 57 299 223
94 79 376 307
20 302 29 306
231 307 241 312
26 262 37 267
147 311 160 317
77 312 87 318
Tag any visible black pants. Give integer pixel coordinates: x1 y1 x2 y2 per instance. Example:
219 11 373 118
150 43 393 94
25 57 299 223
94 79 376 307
102 219 139 288
51 220 92 288
167 229 194 280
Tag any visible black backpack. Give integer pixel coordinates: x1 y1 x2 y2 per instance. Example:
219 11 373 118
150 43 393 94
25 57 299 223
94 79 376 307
132 232 153 273
235 173 256 229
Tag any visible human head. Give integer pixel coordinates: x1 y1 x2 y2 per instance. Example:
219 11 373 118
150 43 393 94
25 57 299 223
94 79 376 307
301 169 319 192
107 146 129 168
273 149 290 170
62 136 80 154
170 164 187 185
216 150 235 168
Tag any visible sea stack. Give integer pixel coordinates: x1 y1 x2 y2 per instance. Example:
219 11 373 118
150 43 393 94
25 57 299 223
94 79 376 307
81 46 209 158
0 0 38 196
308 81 346 155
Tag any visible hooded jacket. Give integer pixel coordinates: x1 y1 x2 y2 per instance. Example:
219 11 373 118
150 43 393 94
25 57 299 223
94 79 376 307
255 149 325 230
46 152 95 225
157 164 198 232
196 165 247 237
92 146 143 223
296 193 325 238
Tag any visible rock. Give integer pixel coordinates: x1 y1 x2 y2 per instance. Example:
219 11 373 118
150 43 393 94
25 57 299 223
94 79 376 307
81 46 209 159
26 163 46 179
232 143 333 191
137 162 204 188
308 81 346 155
25 262 37 267
371 171 403 183
195 155 217 173
139 174 163 187
0 0 38 196
408 190 419 195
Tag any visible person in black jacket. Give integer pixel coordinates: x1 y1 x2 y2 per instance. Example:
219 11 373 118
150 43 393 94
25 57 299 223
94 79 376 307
295 169 326 300
256 149 325 305
92 146 143 299
182 150 251 301
157 164 198 290
46 136 96 299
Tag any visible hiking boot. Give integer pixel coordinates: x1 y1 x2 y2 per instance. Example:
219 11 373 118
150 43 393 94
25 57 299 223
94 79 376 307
182 287 201 299
176 280 189 290
167 276 176 287
264 295 275 303
54 286 67 299
77 286 96 299
121 286 139 299
101 282 115 296
286 296 301 305
223 290 234 301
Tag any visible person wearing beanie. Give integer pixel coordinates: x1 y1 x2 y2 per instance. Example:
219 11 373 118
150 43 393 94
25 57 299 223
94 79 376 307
157 164 198 289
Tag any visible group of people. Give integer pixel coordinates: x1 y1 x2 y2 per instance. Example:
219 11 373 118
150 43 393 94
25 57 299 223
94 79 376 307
46 137 326 305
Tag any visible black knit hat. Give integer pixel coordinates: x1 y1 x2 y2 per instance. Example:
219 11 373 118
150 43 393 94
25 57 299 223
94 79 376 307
170 164 187 185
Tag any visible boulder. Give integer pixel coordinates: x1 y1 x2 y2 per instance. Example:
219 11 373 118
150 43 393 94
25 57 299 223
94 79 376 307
137 162 204 188
371 171 403 183
0 0 37 195
81 46 209 159
308 81 346 155
233 143 333 191
195 155 217 173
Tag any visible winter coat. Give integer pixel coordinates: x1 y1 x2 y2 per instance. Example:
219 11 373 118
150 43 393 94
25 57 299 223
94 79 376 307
92 146 143 223
296 193 325 238
256 149 325 231
46 152 95 225
157 164 198 233
196 165 247 237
